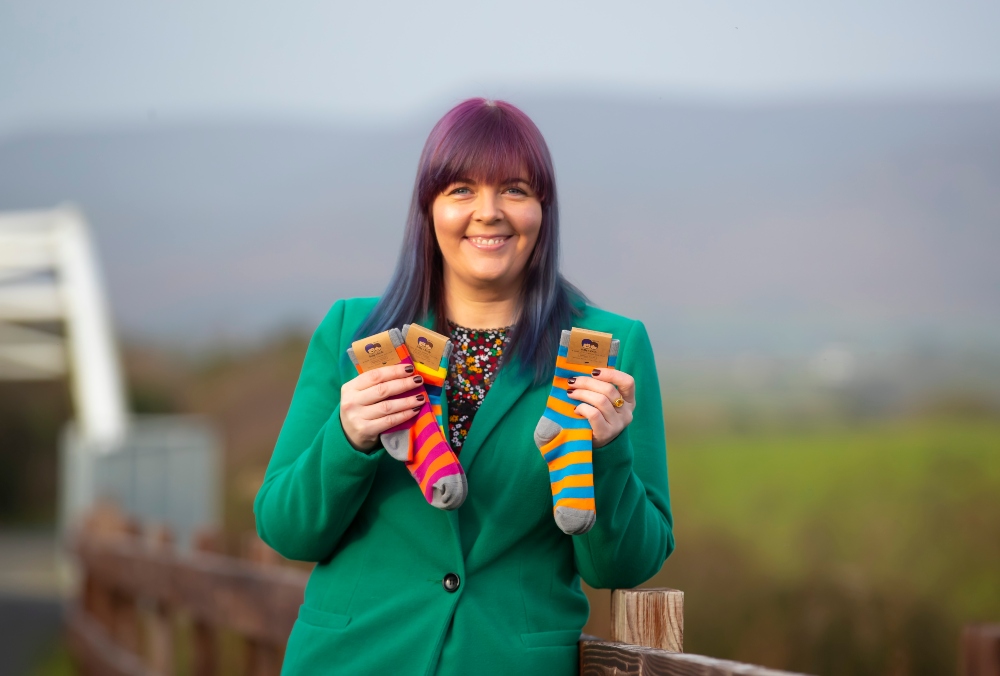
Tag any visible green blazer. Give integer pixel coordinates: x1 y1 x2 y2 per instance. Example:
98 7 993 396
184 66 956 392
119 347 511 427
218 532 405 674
254 297 674 676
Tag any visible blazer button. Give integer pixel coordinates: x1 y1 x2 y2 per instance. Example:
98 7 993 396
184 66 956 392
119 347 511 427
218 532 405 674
442 573 461 593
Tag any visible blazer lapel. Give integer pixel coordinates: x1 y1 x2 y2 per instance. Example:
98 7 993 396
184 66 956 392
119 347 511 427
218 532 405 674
457 355 533 471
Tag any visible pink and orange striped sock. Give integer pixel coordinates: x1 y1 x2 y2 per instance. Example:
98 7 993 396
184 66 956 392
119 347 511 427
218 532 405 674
401 324 452 437
348 328 466 510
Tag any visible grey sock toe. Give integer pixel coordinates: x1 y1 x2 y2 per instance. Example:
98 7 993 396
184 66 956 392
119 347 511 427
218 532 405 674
381 430 411 462
554 506 595 535
431 472 467 510
534 417 563 448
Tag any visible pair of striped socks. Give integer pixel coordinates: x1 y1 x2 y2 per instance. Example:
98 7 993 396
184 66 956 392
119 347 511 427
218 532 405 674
534 330 619 535
347 327 465 510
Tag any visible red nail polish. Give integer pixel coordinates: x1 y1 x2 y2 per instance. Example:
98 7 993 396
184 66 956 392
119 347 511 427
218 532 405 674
417 394 425 402
567 388 575 394
414 376 423 384
567 377 577 384
404 365 414 373
592 369 601 376
412 406 421 412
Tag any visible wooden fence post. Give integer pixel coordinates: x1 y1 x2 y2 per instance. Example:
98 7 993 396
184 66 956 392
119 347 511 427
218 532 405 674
244 533 284 676
963 625 1000 676
191 529 221 676
611 588 684 653
147 526 175 675
108 517 143 657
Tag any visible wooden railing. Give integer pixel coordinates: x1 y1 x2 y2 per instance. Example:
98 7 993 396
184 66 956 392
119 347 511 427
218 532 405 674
65 503 808 675
963 625 1000 676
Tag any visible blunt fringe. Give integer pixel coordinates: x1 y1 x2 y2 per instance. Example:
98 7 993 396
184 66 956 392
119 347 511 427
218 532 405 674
356 98 585 384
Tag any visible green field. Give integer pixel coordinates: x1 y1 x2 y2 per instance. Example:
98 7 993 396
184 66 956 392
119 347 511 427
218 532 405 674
632 416 1000 675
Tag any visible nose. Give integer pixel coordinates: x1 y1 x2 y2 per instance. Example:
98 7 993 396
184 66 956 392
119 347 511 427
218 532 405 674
473 190 502 225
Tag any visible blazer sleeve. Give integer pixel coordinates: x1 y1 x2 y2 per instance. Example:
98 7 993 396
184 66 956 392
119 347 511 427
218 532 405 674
253 300 384 562
573 319 675 589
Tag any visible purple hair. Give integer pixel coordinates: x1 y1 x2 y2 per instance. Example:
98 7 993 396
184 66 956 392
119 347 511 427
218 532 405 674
357 98 585 383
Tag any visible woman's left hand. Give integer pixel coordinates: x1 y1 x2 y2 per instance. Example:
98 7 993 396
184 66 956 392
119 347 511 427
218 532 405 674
566 368 636 448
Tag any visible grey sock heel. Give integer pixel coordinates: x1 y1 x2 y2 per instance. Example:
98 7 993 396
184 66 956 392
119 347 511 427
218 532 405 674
347 329 412 461
555 507 596 535
431 471 467 510
378 329 413 461
533 330 572 447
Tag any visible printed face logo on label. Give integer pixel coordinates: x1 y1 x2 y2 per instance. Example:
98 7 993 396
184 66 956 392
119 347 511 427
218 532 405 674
352 331 402 371
403 324 448 369
566 327 613 366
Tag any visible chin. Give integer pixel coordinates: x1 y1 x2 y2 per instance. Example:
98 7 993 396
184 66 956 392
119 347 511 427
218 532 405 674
465 265 516 286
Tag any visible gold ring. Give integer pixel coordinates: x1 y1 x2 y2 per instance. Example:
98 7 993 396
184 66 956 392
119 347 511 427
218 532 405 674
612 397 625 409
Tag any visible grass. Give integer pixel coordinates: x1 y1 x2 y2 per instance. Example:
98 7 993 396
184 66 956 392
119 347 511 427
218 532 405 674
642 415 1000 675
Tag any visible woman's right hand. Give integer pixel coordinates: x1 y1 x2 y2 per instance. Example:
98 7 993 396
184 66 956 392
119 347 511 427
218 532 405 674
340 364 426 452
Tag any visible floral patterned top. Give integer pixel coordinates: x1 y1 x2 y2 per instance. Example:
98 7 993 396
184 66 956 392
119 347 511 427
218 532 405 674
445 320 510 453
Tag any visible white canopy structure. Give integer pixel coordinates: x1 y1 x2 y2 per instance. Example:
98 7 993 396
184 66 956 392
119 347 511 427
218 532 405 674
0 206 127 448
1 206 219 552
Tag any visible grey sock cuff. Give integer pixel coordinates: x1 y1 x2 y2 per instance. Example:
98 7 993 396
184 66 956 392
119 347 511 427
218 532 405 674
609 339 620 358
346 346 359 367
401 324 410 340
560 330 571 347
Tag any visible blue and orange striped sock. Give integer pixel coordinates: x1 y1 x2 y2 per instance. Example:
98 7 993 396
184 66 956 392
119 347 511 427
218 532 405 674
347 329 466 510
534 330 619 534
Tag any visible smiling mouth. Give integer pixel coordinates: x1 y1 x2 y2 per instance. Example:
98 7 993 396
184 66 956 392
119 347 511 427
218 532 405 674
465 235 511 249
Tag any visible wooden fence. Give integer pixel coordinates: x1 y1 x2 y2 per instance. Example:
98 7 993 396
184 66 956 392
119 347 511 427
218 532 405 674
66 503 1000 676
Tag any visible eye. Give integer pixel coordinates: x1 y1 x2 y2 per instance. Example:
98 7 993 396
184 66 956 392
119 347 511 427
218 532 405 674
504 183 533 196
447 185 472 196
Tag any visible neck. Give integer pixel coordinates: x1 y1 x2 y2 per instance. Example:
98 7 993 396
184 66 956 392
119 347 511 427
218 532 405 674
443 269 520 329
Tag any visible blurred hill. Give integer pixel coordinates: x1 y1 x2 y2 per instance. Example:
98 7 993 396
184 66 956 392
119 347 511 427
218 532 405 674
1 94 998 357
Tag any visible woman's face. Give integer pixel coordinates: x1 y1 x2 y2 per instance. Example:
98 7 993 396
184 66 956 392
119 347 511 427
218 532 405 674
431 176 542 293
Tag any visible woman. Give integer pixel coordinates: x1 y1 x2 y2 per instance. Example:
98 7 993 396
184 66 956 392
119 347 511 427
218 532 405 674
254 98 674 675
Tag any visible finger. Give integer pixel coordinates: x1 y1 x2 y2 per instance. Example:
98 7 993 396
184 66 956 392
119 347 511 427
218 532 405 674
368 406 421 436
589 368 636 405
575 403 613 439
568 387 618 425
349 363 416 392
566 375 621 403
360 393 427 420
354 373 425 406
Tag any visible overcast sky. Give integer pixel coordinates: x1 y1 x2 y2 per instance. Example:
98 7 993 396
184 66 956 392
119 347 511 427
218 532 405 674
3 0 1000 136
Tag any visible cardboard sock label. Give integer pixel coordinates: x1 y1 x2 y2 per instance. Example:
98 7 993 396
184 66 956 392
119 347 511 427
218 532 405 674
352 331 402 371
404 324 448 369
566 327 613 367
